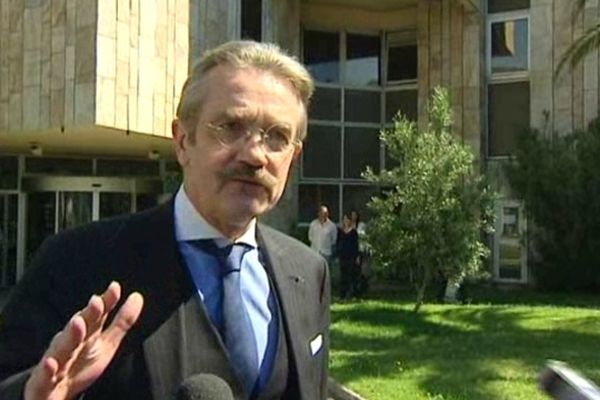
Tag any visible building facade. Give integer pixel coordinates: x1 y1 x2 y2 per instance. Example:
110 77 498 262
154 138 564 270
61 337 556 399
0 0 598 287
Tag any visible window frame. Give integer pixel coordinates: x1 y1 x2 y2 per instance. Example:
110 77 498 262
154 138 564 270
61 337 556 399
300 27 418 222
485 8 530 160
385 30 418 85
486 10 530 81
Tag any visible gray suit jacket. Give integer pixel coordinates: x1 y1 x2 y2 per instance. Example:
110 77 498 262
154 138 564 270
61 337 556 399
0 200 330 399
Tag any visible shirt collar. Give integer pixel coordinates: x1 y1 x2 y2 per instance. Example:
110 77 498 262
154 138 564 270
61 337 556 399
174 185 258 248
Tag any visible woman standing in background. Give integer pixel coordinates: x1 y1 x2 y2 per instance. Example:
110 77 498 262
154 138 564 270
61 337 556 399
351 210 370 296
337 213 360 299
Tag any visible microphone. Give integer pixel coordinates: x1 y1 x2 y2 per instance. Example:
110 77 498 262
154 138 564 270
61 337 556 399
539 360 600 400
175 374 235 400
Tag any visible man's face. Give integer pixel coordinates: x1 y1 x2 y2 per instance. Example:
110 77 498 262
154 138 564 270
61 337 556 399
173 65 304 234
318 206 329 222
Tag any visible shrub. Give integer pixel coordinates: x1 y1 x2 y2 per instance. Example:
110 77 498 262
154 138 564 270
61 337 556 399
505 118 600 290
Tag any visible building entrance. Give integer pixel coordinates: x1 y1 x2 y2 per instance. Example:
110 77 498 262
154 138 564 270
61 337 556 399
0 194 18 287
21 176 163 274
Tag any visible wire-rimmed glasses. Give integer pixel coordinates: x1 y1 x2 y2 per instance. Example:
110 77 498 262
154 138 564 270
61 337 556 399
206 120 298 153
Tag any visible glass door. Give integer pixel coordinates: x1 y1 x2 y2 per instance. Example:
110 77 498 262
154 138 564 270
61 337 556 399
99 192 132 220
0 194 18 286
21 176 162 277
26 192 57 265
494 200 527 282
26 191 93 265
58 192 93 232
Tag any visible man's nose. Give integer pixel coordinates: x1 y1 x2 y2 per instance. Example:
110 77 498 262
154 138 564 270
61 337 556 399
237 132 269 167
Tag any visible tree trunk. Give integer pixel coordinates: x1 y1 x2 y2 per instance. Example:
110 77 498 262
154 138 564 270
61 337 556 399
413 265 430 313
413 283 426 312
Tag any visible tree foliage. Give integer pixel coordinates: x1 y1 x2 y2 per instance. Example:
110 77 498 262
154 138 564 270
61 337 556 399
364 87 495 312
505 118 600 290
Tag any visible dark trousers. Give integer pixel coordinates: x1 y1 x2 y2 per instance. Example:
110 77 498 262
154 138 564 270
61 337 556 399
339 257 359 299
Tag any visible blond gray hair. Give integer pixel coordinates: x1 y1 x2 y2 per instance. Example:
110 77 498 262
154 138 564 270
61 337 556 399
176 40 314 143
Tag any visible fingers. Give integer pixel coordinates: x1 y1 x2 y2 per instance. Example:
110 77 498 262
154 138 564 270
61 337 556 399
80 281 121 339
46 314 87 368
40 281 123 372
26 316 86 399
100 281 121 315
24 357 60 399
103 292 144 347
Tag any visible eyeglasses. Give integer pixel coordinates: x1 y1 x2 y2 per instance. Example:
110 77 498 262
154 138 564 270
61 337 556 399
206 120 298 153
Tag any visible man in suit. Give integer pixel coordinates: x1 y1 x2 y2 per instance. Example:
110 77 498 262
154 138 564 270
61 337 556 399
0 40 330 400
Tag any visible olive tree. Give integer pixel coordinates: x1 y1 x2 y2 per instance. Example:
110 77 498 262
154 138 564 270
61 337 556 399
364 88 495 312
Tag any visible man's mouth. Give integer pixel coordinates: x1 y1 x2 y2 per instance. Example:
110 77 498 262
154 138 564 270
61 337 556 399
231 177 264 186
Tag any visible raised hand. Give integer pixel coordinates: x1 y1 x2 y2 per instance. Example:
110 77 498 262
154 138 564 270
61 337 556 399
23 282 144 400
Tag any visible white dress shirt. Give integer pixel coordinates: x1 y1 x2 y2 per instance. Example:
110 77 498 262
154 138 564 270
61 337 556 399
308 218 337 257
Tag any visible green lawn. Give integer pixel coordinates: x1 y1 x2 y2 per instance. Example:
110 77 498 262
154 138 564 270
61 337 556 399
329 286 600 400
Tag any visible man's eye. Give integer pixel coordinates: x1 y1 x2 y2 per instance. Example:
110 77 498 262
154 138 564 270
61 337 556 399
222 120 246 133
267 126 292 144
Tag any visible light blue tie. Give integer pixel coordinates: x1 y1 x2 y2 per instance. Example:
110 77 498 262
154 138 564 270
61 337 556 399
214 242 260 398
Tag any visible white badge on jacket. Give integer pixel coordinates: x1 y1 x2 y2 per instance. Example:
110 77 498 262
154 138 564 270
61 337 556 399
309 333 323 356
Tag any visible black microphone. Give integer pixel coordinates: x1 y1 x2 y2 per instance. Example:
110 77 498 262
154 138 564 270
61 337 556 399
175 374 235 400
539 360 600 400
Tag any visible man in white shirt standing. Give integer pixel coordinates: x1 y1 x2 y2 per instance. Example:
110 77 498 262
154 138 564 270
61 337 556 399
308 205 337 264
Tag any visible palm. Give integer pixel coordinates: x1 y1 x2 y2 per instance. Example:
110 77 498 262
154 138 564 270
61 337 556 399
24 283 144 400
54 333 121 399
556 0 600 77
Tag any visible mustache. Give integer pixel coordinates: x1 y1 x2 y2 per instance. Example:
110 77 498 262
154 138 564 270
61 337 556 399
218 164 277 190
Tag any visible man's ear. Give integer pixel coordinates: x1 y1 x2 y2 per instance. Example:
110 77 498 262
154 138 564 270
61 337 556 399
293 142 303 160
172 120 190 167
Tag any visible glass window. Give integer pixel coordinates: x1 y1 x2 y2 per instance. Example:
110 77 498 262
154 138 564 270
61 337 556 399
310 87 341 121
342 185 377 220
344 89 380 123
303 30 340 84
385 89 417 122
384 144 401 170
302 125 341 178
491 18 528 74
241 0 262 41
346 33 380 86
26 157 92 175
488 0 530 13
388 44 417 82
488 81 530 156
96 159 160 176
0 156 18 189
298 184 339 224
25 158 92 175
387 30 418 83
344 127 380 179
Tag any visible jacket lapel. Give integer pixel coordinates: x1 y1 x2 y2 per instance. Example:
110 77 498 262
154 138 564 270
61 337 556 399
256 226 310 399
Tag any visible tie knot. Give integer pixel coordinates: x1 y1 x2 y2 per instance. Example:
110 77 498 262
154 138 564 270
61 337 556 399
219 242 252 273
190 240 252 274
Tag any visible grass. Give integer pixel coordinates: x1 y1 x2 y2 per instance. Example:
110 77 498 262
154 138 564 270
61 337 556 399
329 285 600 400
